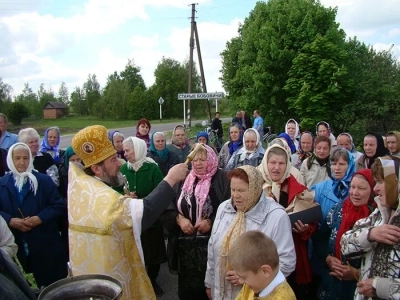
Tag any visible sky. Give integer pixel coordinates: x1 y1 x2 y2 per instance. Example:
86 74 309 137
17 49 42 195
1 0 400 97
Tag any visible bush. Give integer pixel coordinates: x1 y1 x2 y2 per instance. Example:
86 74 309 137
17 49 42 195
6 102 30 125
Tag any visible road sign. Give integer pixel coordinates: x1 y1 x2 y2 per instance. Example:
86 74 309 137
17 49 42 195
177 92 224 100
158 97 164 105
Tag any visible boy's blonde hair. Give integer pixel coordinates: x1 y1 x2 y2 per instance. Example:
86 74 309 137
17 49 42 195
228 231 279 273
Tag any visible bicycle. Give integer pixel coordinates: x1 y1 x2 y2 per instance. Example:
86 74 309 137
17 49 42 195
262 126 278 148
188 122 223 153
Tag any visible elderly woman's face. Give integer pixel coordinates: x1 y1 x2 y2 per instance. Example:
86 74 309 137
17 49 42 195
174 129 186 144
230 127 240 142
47 129 59 147
13 148 30 173
69 154 82 165
197 136 207 144
331 157 348 181
300 134 313 152
317 124 329 137
193 152 207 175
350 176 371 207
123 144 136 163
244 132 257 151
113 136 124 152
373 180 387 207
363 136 377 157
154 135 165 151
287 122 296 139
267 154 287 182
230 176 249 212
386 135 397 154
25 137 39 156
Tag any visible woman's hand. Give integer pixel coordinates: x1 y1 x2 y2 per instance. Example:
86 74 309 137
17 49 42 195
326 255 347 275
292 220 309 234
369 225 400 245
205 288 212 300
129 191 138 199
25 216 42 228
225 270 241 286
9 218 32 232
357 278 376 297
194 219 211 234
177 215 195 235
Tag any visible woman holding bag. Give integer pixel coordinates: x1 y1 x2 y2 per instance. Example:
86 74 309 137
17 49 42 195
161 144 230 299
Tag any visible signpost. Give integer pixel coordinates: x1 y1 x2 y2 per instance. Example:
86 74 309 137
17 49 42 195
158 97 164 122
178 92 224 127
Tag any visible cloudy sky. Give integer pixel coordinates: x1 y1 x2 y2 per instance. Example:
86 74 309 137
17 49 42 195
1 0 399 97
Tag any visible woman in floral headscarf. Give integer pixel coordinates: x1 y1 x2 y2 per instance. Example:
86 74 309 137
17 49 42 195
161 144 230 299
205 165 295 300
258 144 316 298
0 143 67 287
341 156 400 300
291 131 314 170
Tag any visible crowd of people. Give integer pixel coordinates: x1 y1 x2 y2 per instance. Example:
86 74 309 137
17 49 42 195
1 110 400 300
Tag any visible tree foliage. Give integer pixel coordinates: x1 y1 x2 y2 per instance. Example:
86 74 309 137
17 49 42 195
6 102 30 125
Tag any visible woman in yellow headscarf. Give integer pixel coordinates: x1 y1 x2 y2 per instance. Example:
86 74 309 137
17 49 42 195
204 166 295 300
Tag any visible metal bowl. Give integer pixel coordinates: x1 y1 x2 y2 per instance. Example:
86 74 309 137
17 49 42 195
38 274 123 300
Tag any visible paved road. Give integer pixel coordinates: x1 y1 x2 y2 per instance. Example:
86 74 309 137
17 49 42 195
59 118 231 149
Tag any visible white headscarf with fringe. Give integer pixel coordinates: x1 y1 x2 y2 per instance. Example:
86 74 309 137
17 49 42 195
125 137 157 171
6 142 38 195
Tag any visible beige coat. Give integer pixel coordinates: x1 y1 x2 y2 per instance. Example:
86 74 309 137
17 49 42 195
300 157 330 188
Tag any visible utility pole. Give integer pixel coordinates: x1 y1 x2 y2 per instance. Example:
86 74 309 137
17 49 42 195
186 3 212 127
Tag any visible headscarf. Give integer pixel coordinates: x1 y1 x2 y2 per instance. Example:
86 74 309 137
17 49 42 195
195 131 209 144
40 127 61 163
258 144 291 202
136 118 151 149
315 121 331 136
331 149 356 200
228 123 244 156
363 132 389 169
149 132 169 161
176 144 218 223
126 137 157 172
108 130 126 160
337 132 358 154
386 131 400 154
171 125 189 149
219 165 264 299
377 156 400 208
335 169 374 260
294 131 314 169
239 128 261 161
278 133 296 154
285 118 299 141
7 143 38 195
63 146 76 170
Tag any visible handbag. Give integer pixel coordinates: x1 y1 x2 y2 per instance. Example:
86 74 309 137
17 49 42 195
285 189 322 226
177 232 210 290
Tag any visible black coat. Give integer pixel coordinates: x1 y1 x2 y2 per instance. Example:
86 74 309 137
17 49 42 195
147 151 180 177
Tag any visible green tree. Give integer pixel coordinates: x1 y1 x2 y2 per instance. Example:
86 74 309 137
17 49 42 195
70 87 87 115
102 75 131 119
120 59 146 92
6 102 30 125
220 0 346 130
83 74 101 116
37 84 57 112
0 78 13 112
57 82 70 104
15 83 41 117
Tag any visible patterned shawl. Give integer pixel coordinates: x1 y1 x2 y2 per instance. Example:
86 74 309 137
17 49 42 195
258 144 292 202
40 127 61 163
126 137 157 172
294 131 314 169
7 143 38 195
176 144 218 223
219 165 264 299
171 125 189 149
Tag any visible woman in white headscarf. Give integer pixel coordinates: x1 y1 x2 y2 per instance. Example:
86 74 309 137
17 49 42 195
0 142 67 288
285 118 300 151
225 128 265 171
113 137 165 296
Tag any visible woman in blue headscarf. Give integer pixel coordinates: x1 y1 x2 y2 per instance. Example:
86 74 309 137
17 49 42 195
40 126 64 165
278 132 297 154
218 122 243 170
108 130 126 161
147 132 179 177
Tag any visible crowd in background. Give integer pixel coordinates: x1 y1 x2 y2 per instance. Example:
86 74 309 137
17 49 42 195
1 109 400 300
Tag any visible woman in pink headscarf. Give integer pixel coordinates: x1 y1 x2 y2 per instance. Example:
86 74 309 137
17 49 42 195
161 144 231 300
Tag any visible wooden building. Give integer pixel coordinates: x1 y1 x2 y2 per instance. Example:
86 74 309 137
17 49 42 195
43 102 68 119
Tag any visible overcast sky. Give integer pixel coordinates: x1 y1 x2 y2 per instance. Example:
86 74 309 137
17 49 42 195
1 0 399 97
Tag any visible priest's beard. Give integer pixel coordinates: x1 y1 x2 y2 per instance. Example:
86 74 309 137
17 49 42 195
101 166 124 187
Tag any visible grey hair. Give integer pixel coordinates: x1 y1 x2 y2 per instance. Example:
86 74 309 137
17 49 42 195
153 132 165 139
330 147 350 163
122 137 134 149
47 126 60 136
0 113 8 123
113 132 124 139
230 122 242 131
18 128 40 143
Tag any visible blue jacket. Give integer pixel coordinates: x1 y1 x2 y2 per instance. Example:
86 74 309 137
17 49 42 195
310 179 341 225
0 171 67 287
0 131 18 150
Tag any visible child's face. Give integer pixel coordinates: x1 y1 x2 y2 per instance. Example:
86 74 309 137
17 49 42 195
236 269 267 294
